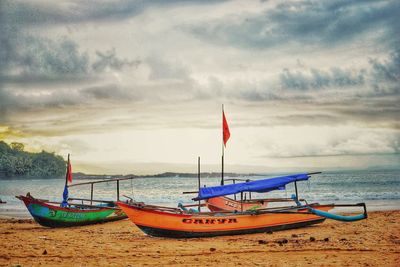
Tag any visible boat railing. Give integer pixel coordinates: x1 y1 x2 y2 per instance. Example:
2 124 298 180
68 176 139 203
127 201 317 216
67 202 121 210
180 203 207 208
68 197 115 204
17 195 121 210
233 197 306 203
132 202 184 213
224 178 252 182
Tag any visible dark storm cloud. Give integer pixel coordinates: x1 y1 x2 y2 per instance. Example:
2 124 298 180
1 0 399 134
0 1 18 76
18 36 89 77
278 46 400 95
189 0 399 50
92 49 141 73
280 67 366 90
370 48 400 90
0 37 138 85
1 0 225 26
81 84 136 100
2 0 222 80
0 34 139 82
332 100 400 129
226 96 400 130
0 1 141 84
0 87 82 124
0 0 145 75
0 83 138 123
3 0 145 25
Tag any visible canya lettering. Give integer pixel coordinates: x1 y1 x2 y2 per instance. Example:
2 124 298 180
182 218 238 224
225 200 238 208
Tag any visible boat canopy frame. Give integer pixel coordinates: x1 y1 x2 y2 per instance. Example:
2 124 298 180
67 176 139 205
192 172 321 201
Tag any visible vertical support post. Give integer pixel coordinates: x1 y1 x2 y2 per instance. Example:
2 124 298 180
233 179 236 200
117 180 120 201
198 156 201 212
246 179 252 200
240 192 243 212
294 181 299 202
90 183 93 205
221 155 224 185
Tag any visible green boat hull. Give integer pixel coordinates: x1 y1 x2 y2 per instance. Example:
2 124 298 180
17 195 127 227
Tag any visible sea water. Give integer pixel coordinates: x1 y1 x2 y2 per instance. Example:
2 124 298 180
0 169 399 218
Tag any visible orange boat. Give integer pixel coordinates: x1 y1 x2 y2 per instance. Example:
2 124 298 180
118 201 333 238
119 173 367 238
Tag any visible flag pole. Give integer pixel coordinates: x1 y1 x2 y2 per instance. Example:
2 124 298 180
61 154 70 207
221 104 224 185
65 154 70 188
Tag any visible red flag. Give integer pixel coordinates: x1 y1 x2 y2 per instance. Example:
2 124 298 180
66 155 73 183
223 111 230 146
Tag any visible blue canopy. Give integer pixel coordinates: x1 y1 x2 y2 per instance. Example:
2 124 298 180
193 173 310 201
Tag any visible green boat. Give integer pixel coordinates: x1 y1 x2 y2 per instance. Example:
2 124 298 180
16 154 130 227
16 194 126 227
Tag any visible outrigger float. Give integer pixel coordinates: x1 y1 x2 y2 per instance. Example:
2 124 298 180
118 172 368 238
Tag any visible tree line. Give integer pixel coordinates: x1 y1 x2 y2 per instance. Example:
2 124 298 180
0 141 66 178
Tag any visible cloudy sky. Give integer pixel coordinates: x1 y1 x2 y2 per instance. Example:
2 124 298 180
0 0 399 174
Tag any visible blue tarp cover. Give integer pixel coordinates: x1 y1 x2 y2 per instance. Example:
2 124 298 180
61 184 69 207
193 173 310 201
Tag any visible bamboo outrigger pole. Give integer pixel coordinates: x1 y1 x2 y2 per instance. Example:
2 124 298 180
68 176 138 204
68 176 138 187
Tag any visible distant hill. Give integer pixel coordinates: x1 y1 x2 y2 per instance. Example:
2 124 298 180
0 140 261 180
0 141 65 179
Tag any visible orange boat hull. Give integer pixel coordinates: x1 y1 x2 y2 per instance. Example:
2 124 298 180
206 196 269 212
118 202 333 238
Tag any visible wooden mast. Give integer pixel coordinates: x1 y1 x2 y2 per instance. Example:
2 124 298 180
221 104 225 186
198 156 201 212
64 154 70 189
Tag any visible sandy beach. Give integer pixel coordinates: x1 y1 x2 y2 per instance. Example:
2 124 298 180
0 210 399 267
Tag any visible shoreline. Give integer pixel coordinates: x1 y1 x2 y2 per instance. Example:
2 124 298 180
1 210 399 266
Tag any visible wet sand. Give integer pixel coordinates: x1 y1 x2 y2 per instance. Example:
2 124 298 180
0 211 399 266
